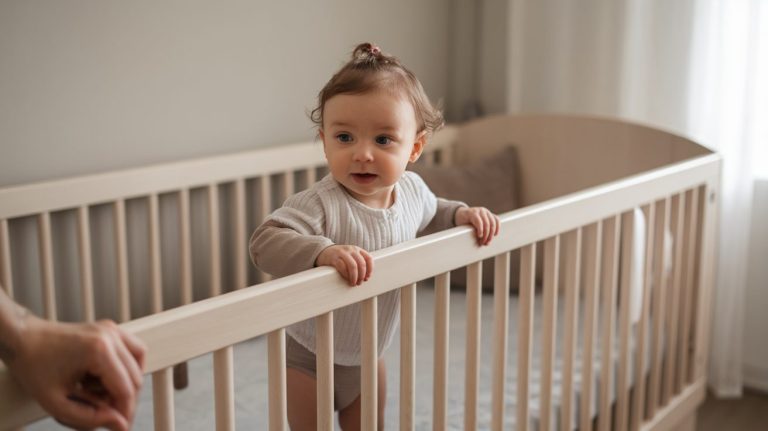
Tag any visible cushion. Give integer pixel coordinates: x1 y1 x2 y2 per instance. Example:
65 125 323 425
410 145 523 291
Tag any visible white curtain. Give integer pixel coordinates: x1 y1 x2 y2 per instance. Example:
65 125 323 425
504 0 767 397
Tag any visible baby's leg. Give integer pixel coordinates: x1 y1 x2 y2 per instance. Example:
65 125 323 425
338 358 387 431
287 367 318 430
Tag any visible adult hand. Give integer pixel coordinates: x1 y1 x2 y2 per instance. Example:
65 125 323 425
316 244 373 286
6 316 146 431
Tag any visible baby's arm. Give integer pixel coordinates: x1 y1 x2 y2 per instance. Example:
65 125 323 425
250 220 333 278
454 206 500 246
251 221 371 286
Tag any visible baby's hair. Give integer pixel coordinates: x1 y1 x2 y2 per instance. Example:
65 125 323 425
310 42 444 136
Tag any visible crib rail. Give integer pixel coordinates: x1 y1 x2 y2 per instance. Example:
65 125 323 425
0 152 719 430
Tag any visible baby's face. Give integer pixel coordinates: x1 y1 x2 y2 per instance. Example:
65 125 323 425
320 90 424 209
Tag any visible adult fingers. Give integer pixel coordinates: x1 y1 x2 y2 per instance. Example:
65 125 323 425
90 337 136 423
118 327 147 371
53 392 129 431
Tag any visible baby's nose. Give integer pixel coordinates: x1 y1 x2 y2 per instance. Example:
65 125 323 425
353 145 374 161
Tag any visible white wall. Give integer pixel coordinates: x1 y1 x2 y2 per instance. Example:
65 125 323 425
744 179 768 392
0 0 452 187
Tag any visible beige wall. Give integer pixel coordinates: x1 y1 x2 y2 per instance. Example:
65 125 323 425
0 0 452 187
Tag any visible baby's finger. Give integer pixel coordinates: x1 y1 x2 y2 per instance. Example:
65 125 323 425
494 214 501 236
352 250 367 285
472 213 485 244
333 258 350 284
341 253 358 286
362 251 374 281
484 212 494 244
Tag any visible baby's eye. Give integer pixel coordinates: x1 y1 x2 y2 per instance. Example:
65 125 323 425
374 136 392 146
336 133 353 143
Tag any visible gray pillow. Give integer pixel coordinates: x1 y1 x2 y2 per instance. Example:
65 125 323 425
410 145 523 291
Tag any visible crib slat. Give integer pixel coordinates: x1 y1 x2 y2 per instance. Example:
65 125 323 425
400 283 416 431
152 367 175 431
259 176 272 283
580 222 602 431
664 193 686 403
598 215 620 431
631 203 656 431
77 206 95 321
517 245 535 431
679 188 699 388
464 262 482 431
37 212 56 320
316 312 334 431
491 251 510 431
268 329 287 431
693 184 716 382
114 200 131 321
0 219 13 299
362 297 378 431
616 212 636 431
561 229 581 431
179 190 193 306
208 185 222 297
648 198 670 418
306 166 317 186
148 195 163 314
213 346 235 431
433 272 449 430
540 236 560 431
235 179 247 290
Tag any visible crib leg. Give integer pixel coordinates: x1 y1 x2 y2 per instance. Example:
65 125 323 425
173 362 189 390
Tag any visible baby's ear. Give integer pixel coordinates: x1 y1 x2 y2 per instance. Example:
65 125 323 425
409 131 427 163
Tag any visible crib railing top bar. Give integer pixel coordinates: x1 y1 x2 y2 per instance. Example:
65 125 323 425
0 141 325 219
124 154 717 367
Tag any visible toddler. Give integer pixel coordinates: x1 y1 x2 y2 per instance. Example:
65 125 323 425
249 43 500 430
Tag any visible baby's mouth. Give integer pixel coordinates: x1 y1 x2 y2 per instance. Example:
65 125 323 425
351 173 378 183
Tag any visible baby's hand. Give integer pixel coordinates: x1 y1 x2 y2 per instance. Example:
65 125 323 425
316 245 373 286
454 206 500 246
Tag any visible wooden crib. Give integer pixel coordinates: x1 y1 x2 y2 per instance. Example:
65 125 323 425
0 114 720 430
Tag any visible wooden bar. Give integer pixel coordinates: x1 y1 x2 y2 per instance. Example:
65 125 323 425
179 190 193 306
616 211 636 431
561 229 582 431
259 176 273 283
631 203 656 431
283 171 294 203
306 166 317 186
77 206 95 321
0 219 12 299
37 212 56 320
152 367 175 431
580 222 602 431
213 346 235 431
114 200 131 322
433 272 450 430
540 236 560 431
517 245 536 431
268 329 287 431
400 283 416 431
491 252 511 431
664 193 686 402
693 183 718 381
361 297 378 431
316 312 334 431
208 185 222 297
679 188 700 388
464 262 482 431
598 215 620 431
648 198 670 417
234 179 247 290
148 194 163 314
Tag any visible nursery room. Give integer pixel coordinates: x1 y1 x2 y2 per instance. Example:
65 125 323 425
1 1 766 430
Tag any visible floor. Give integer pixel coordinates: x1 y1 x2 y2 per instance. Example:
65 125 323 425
696 389 768 431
